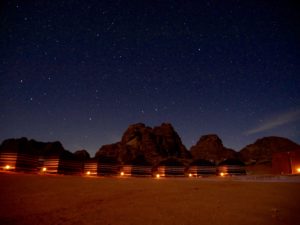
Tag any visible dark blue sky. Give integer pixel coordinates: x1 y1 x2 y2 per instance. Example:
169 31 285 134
1 0 299 156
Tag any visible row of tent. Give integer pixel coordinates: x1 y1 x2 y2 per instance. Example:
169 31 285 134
0 152 246 177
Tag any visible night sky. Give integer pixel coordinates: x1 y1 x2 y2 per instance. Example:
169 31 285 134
1 0 299 156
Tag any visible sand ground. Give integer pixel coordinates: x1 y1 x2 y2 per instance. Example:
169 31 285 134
0 173 299 225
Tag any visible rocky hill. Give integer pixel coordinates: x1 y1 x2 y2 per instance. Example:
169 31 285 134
1 127 300 167
0 137 80 160
239 136 300 163
190 134 238 163
95 123 191 165
74 150 91 160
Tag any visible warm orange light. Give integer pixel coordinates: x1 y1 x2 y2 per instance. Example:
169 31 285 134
156 174 160 178
220 172 225 177
42 167 47 172
297 168 300 173
5 165 10 170
120 172 124 176
189 173 192 177
86 171 91 175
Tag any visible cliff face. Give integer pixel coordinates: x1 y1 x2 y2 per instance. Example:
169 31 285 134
95 123 191 165
239 136 300 163
190 134 238 163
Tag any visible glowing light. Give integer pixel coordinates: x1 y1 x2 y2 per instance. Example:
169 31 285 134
5 165 10 170
86 171 91 175
189 173 192 177
120 172 124 176
220 172 225 177
42 167 47 172
156 174 160 178
297 168 300 173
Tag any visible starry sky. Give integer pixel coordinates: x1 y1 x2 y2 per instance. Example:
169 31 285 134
1 0 299 156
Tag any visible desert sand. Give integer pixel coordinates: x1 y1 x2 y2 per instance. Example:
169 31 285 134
0 173 299 225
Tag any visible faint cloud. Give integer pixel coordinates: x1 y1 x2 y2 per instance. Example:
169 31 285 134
245 109 300 135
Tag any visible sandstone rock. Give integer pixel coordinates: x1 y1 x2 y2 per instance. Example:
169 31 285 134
74 150 90 160
190 134 238 163
96 123 191 165
239 136 300 163
0 137 73 159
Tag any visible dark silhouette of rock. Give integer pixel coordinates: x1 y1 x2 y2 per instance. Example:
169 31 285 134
239 136 300 164
0 137 78 160
97 156 120 164
190 158 215 166
96 123 191 165
74 150 90 160
218 158 245 166
95 143 122 159
0 137 79 172
130 154 152 166
190 134 238 163
43 141 66 157
153 123 189 158
157 157 185 167
0 137 38 155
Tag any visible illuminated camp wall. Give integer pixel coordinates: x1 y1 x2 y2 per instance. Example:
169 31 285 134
0 152 39 171
0 152 17 170
131 165 152 176
84 160 98 175
97 163 120 176
217 165 246 175
58 159 83 174
121 165 153 177
272 150 300 174
42 156 83 174
43 156 60 173
156 166 185 177
122 165 132 176
188 165 216 176
16 153 39 171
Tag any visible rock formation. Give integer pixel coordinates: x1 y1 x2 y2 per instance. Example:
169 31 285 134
0 137 74 159
190 134 238 163
74 150 91 160
239 136 300 164
1 127 300 168
95 123 191 165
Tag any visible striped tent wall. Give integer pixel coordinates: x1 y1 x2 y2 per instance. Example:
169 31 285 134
58 159 83 175
121 165 153 177
218 165 246 175
188 166 216 176
15 153 39 172
43 156 60 173
157 166 186 177
84 160 98 176
97 163 120 176
0 152 17 170
122 165 132 176
131 165 153 177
